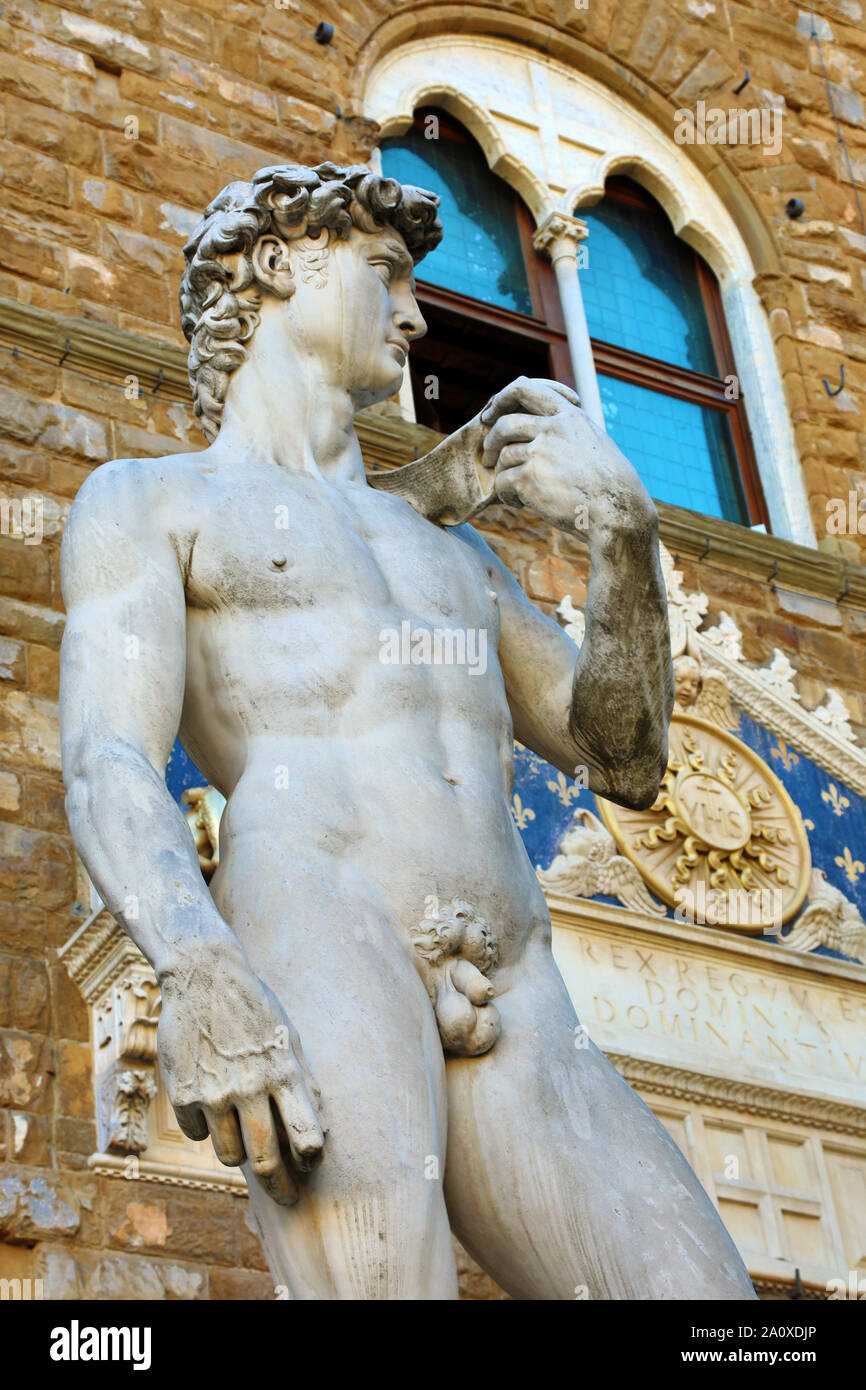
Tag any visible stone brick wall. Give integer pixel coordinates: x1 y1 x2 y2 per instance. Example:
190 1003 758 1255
0 0 865 1299
1 0 865 547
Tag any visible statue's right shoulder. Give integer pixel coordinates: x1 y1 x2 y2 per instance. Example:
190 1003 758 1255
72 449 201 514
63 452 205 591
67 450 205 541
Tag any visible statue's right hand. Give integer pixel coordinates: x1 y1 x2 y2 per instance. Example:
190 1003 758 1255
156 944 325 1206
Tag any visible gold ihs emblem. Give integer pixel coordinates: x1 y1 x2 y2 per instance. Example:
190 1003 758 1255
598 715 811 933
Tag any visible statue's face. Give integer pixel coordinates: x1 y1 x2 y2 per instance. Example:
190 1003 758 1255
284 224 427 408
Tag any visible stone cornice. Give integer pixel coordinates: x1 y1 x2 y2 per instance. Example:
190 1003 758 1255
3 296 865 603
657 504 866 609
608 1053 866 1137
88 1152 247 1194
691 625 866 795
750 1275 825 1298
0 297 190 396
352 410 443 468
546 891 866 986
646 544 866 793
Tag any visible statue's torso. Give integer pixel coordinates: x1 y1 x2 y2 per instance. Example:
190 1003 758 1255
172 458 548 962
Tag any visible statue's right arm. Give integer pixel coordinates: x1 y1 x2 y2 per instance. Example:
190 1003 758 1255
60 461 226 979
60 460 324 1204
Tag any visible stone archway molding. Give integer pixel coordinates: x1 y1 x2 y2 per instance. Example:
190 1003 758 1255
350 4 782 277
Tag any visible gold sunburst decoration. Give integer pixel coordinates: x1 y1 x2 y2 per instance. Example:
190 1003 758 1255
597 715 811 933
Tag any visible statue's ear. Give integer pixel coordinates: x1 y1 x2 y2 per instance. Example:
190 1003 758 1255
252 235 294 296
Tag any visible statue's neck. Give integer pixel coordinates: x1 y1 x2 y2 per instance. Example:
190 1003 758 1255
210 330 365 484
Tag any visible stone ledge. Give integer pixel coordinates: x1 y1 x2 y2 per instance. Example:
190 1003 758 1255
612 1052 866 1138
656 505 866 610
548 892 866 989
88 1153 247 1195
0 297 439 469
3 297 864 606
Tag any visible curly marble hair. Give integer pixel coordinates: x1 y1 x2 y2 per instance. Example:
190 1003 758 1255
179 162 443 441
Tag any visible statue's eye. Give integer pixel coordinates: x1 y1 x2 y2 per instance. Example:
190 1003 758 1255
369 258 394 284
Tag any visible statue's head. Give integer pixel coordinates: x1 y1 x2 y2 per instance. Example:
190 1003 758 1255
179 162 442 441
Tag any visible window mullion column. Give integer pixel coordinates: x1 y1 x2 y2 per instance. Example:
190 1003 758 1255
533 213 605 429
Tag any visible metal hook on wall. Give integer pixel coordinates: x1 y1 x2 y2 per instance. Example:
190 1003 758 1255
823 364 845 397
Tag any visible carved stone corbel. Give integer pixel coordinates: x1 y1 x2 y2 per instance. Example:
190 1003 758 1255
105 1067 158 1154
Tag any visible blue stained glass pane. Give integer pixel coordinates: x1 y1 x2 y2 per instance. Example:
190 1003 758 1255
381 131 533 315
599 374 747 524
580 198 717 373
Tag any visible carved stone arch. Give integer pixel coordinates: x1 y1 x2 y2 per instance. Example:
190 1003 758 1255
569 155 690 230
376 84 550 223
569 155 742 296
353 5 782 279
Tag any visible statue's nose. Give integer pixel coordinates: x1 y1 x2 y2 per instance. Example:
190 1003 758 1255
396 302 427 342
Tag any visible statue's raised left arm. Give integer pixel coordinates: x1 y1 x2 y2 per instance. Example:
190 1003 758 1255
460 376 674 811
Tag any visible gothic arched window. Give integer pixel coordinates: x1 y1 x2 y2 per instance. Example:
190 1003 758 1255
381 109 572 433
580 178 767 526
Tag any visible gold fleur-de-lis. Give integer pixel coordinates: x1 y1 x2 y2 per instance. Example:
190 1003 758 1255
546 771 581 808
822 782 850 818
770 737 798 773
835 846 865 886
802 817 815 832
511 794 536 830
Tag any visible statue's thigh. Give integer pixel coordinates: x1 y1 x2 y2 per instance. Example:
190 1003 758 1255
443 945 755 1301
228 892 457 1300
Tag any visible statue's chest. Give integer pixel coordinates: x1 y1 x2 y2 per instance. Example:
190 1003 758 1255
184 478 486 624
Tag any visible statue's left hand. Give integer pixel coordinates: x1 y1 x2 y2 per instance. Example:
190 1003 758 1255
480 376 655 537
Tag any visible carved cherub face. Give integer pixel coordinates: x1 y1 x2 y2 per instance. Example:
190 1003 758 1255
674 655 701 707
261 223 428 410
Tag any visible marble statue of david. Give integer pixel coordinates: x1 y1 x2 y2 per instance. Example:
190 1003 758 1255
60 163 755 1299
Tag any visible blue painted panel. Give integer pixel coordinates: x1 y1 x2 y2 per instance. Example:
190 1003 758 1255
165 741 206 803
735 709 866 924
510 711 866 965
